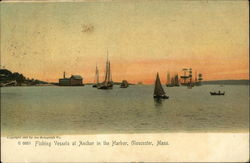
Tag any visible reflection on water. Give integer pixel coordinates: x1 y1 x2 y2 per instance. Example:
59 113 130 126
1 85 249 135
154 98 163 108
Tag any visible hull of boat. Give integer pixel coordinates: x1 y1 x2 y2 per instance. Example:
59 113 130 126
98 86 113 89
98 84 113 89
210 92 225 95
120 84 128 88
153 95 169 99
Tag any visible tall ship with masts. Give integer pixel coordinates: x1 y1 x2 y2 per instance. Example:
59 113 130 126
174 74 180 86
166 72 180 87
195 72 203 86
92 65 100 87
187 68 194 88
166 72 174 87
98 52 113 89
180 68 203 87
180 68 190 86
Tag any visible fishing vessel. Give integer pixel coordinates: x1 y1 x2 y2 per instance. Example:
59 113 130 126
120 80 129 88
210 91 225 96
154 72 169 99
98 53 113 89
92 65 100 87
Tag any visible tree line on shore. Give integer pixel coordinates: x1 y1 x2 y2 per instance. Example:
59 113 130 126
0 68 48 86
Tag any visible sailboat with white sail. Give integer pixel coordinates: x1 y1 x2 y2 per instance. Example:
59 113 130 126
154 72 169 99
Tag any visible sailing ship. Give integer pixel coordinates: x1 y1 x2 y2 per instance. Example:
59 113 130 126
154 72 169 99
174 74 180 86
166 72 174 87
187 68 194 88
194 73 203 86
166 72 180 87
180 68 194 88
92 65 100 87
181 68 203 87
98 53 113 89
120 80 129 88
180 68 189 86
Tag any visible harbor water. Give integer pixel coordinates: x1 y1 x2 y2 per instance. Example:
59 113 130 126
1 85 249 135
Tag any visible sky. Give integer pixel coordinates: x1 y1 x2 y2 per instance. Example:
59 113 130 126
1 0 249 84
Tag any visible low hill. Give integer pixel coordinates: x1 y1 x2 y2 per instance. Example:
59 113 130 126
0 68 48 86
202 80 249 85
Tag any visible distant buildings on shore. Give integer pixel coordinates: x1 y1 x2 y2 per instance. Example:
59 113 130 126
59 72 83 86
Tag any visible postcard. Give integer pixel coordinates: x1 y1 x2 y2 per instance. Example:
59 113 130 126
0 0 249 162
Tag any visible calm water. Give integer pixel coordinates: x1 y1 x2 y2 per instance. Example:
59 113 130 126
1 85 249 135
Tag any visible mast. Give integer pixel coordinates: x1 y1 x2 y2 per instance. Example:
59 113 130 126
198 73 203 84
104 52 109 83
171 77 175 85
95 65 99 84
167 72 170 85
97 67 99 84
181 68 189 84
154 73 166 96
175 74 179 85
108 61 111 82
195 71 198 83
109 61 112 82
189 68 192 84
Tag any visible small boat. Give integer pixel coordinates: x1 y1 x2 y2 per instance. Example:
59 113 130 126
210 91 225 96
154 72 169 99
120 80 129 88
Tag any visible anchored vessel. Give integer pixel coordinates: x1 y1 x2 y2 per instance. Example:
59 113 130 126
173 74 180 86
166 72 174 87
92 65 100 87
166 72 179 87
120 80 129 88
195 72 203 86
180 68 202 88
154 72 169 99
180 68 189 86
98 53 113 89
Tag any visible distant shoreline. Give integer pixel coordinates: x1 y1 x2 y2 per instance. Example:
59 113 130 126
202 80 249 85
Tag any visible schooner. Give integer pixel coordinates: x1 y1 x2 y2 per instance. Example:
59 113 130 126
98 53 113 89
92 65 100 87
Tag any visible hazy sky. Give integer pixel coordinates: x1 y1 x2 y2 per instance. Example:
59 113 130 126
1 0 249 84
